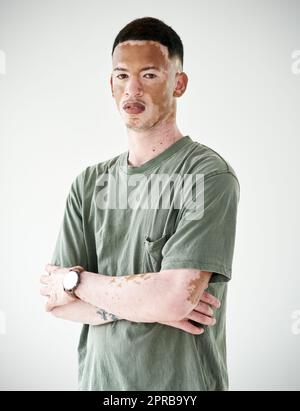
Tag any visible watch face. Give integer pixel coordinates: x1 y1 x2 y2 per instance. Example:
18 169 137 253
63 271 79 291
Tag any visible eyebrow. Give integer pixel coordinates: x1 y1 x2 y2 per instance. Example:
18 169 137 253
113 66 160 72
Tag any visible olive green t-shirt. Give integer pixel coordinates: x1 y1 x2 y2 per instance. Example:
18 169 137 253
51 135 240 391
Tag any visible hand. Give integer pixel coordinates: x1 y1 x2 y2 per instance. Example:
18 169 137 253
159 291 220 335
40 264 76 312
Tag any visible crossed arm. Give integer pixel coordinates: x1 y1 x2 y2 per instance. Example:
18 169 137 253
41 267 219 331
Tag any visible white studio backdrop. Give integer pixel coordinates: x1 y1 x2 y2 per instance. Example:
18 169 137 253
0 0 299 391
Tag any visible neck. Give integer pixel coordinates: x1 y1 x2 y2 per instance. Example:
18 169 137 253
126 119 184 167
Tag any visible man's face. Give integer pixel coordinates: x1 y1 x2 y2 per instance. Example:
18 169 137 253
110 40 185 131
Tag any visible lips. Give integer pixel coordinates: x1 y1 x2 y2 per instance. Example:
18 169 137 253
122 102 145 114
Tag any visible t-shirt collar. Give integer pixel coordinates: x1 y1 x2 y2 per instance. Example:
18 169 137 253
118 135 193 175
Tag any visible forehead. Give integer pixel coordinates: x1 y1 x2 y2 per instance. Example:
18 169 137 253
112 40 170 70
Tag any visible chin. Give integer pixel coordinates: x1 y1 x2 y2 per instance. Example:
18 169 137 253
125 119 142 127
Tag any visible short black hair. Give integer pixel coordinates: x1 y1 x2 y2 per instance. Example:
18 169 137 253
111 17 184 68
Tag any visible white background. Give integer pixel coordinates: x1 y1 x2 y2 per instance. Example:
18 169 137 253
0 0 299 390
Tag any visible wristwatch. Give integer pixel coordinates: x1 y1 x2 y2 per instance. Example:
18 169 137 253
63 265 85 297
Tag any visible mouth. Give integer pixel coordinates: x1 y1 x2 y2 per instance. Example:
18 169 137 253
122 102 145 115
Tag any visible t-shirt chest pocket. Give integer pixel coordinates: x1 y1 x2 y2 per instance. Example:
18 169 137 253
142 233 170 273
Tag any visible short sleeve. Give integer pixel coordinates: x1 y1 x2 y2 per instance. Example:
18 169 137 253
160 172 240 283
50 170 89 269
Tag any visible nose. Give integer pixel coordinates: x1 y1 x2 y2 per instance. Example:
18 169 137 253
124 76 143 97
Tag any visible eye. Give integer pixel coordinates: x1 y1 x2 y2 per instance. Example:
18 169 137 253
116 74 128 80
144 73 157 79
115 73 157 80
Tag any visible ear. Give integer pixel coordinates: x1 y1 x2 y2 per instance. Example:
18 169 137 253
110 75 114 97
173 72 188 97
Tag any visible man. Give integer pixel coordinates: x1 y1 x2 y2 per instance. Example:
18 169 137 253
40 17 240 391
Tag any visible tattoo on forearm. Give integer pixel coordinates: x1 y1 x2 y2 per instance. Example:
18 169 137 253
96 308 120 321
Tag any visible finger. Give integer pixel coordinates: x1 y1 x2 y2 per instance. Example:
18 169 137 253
160 320 204 335
187 310 216 326
40 286 50 296
45 264 59 274
200 291 221 309
40 275 50 285
194 301 214 317
185 320 205 335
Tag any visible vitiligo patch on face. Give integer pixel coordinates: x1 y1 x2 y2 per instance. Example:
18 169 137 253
116 40 170 61
114 40 182 72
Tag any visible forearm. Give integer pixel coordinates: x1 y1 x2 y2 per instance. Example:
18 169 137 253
75 270 183 323
51 299 122 325
76 269 209 322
